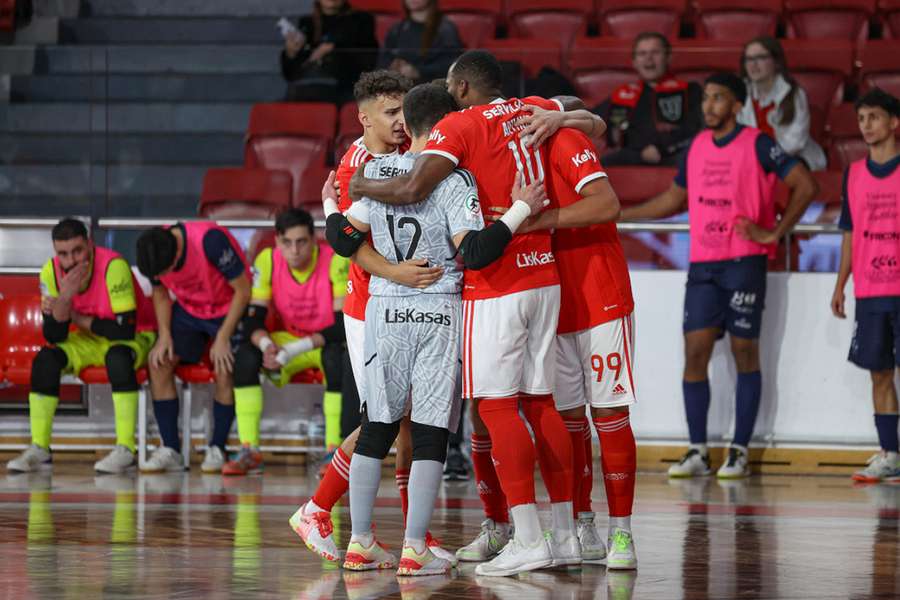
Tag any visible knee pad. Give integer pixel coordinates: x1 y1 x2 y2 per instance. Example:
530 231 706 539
320 342 344 392
105 345 138 392
232 343 263 387
354 408 401 460
30 347 67 396
411 421 449 463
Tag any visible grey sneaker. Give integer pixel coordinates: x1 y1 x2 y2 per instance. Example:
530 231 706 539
717 446 750 479
7 445 51 473
141 447 184 473
94 445 136 474
576 512 607 564
456 518 511 562
201 445 226 473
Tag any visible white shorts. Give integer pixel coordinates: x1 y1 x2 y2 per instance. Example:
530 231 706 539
555 312 637 411
345 313 366 393
462 285 559 399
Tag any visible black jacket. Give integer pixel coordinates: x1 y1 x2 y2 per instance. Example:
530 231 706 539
377 18 463 83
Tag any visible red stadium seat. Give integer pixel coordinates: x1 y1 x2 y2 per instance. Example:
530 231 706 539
569 37 637 108
598 0 686 40
826 103 868 169
693 0 781 43
785 0 876 41
244 102 337 208
443 0 501 48
351 0 402 15
335 102 363 163
859 40 900 98
199 168 293 219
79 365 149 386
882 0 900 37
375 13 402 45
0 0 14 31
669 40 743 85
781 40 854 112
505 0 591 49
482 37 563 79
0 294 44 386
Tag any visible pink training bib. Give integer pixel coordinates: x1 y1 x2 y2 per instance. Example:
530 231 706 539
54 245 156 332
687 128 777 263
159 221 247 320
271 242 336 337
848 158 900 298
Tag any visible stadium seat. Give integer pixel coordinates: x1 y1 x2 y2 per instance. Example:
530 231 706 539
693 0 782 43
781 40 854 113
482 37 563 80
375 14 402 46
199 168 293 219
669 41 743 85
0 294 43 386
443 0 501 49
826 103 868 169
335 102 364 163
882 0 900 37
351 0 403 14
607 166 677 205
598 0 686 40
244 102 337 208
0 0 14 31
859 40 900 98
569 37 637 108
784 0 876 42
505 0 591 49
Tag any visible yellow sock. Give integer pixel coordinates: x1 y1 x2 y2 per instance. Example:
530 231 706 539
323 391 342 449
29 393 58 450
234 386 263 448
112 391 138 452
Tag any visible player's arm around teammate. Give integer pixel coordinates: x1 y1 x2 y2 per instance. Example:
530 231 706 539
831 89 900 483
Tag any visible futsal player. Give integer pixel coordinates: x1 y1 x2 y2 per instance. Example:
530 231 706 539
7 218 156 475
831 88 900 483
225 208 351 475
328 82 548 575
349 50 606 576
622 72 817 479
135 222 251 472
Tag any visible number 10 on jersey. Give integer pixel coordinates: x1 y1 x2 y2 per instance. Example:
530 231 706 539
507 139 544 184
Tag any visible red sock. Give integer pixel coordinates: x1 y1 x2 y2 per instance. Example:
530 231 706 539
563 416 587 517
395 468 410 518
478 397 537 506
593 413 636 517
581 418 594 514
312 447 350 511
520 395 573 504
471 434 509 523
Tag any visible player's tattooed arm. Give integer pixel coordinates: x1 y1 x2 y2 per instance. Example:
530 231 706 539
619 182 687 221
519 105 607 149
552 96 585 110
348 154 455 205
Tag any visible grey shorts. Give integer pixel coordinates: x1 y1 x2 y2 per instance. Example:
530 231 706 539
362 293 462 431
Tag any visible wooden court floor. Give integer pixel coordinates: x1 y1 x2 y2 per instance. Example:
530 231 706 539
0 463 897 599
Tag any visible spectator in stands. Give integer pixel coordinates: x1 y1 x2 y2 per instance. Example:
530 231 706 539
595 32 702 167
378 0 463 84
738 36 827 172
6 218 156 475
281 0 378 103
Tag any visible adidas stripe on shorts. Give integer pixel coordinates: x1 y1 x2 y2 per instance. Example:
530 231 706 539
554 312 637 411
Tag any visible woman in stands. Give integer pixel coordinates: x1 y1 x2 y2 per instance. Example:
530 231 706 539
737 36 827 171
281 0 378 103
377 0 462 84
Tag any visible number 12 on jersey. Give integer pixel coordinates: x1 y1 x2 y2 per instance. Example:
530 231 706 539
507 139 544 184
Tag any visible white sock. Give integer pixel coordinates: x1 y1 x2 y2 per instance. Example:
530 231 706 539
405 459 443 541
510 503 543 546
303 499 325 515
689 443 708 455
609 515 632 536
404 537 426 553
348 453 382 538
551 501 575 535
351 532 374 547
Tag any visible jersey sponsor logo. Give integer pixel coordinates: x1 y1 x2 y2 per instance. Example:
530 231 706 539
571 148 598 168
697 195 732 208
218 247 237 270
704 220 729 235
734 317 753 330
108 280 131 297
516 250 555 268
863 230 900 242
378 165 410 178
384 308 452 326
481 98 525 120
769 144 785 163
604 471 630 481
729 291 757 314
428 129 446 145
870 255 899 270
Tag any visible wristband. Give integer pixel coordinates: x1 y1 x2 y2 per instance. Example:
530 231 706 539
323 197 339 217
276 336 316 365
499 200 533 233
258 336 274 353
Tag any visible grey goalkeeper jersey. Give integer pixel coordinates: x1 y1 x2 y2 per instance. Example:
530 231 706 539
349 151 484 297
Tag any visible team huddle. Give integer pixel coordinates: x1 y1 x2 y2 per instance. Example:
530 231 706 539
8 47 900 580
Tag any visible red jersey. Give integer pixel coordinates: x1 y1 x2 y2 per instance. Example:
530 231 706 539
546 129 634 334
422 96 562 300
335 136 406 320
